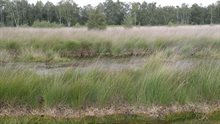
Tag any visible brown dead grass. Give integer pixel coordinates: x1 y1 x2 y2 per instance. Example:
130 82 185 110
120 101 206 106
1 25 220 42
1 102 220 119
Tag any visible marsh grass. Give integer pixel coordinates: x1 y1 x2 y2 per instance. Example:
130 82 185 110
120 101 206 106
0 57 219 108
0 26 220 111
0 115 162 124
1 114 220 124
1 26 220 123
0 37 219 62
0 26 220 62
1 113 220 124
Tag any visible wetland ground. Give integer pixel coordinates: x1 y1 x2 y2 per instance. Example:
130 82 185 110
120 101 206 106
0 26 220 123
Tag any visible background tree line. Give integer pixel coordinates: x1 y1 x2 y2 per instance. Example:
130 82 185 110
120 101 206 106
0 0 220 27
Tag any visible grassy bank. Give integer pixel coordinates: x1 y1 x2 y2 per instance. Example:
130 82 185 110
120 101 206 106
0 26 220 62
0 56 219 108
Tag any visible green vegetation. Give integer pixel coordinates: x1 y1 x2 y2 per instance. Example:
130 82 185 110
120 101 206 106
0 115 160 124
1 0 220 27
0 115 175 124
0 26 219 62
164 112 203 122
0 56 219 107
87 8 106 30
0 36 220 62
1 112 220 124
0 26 220 123
123 13 134 28
32 21 63 28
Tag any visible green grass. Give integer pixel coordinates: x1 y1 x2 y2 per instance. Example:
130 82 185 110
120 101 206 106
0 57 219 108
0 36 220 62
1 27 220 123
0 115 164 124
1 112 220 124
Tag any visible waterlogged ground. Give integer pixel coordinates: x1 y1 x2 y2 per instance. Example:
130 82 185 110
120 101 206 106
0 57 146 75
0 27 220 123
0 57 214 75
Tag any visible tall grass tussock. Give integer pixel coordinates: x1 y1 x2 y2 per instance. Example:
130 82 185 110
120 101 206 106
0 26 220 62
0 55 219 108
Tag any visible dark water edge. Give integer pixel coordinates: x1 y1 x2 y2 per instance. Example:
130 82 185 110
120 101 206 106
1 113 220 124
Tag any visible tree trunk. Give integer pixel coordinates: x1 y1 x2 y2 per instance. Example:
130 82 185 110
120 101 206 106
12 11 18 27
211 7 213 24
67 21 71 27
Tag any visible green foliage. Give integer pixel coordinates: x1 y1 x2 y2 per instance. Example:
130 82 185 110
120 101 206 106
0 36 220 61
190 4 205 24
32 21 63 28
0 60 220 107
55 41 81 51
209 111 220 121
74 22 81 28
1 0 220 26
168 21 176 26
123 13 133 28
94 41 112 54
5 42 20 51
0 115 155 124
57 0 79 26
0 69 43 106
164 112 203 122
1 115 219 124
87 8 106 30
103 0 127 25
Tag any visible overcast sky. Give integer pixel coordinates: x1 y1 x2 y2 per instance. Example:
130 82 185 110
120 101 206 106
29 0 218 7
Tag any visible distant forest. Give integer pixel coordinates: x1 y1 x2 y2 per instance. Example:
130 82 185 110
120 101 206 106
0 0 220 27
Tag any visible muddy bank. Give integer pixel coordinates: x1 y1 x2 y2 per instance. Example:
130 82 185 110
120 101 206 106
1 103 220 121
1 58 220 75
0 57 214 75
0 57 146 75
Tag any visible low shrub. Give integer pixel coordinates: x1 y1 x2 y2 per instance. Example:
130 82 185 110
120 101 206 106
5 42 20 51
